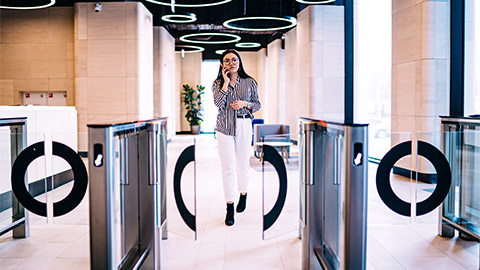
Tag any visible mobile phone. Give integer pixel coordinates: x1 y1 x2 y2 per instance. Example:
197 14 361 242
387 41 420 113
224 68 230 78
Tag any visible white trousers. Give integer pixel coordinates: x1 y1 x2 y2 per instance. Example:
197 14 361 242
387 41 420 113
217 118 252 203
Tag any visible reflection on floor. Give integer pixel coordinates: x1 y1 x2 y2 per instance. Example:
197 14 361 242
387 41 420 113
0 134 478 269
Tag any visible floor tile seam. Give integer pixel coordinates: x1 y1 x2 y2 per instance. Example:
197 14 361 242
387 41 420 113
369 233 408 269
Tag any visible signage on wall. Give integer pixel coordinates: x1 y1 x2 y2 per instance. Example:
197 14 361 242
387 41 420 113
25 93 30 98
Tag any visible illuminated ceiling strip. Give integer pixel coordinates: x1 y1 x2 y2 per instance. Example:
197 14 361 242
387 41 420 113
0 0 56 9
296 0 336 4
175 45 205 53
180 33 241 44
223 16 297 32
235 42 261 48
162 14 197 23
146 0 231 8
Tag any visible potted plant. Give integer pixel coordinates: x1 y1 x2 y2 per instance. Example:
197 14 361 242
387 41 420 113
182 84 204 135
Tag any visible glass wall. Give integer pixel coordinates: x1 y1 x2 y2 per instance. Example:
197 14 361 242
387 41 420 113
465 0 480 117
354 0 392 160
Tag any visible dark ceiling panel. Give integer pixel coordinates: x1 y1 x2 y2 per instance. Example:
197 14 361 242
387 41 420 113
0 0 346 57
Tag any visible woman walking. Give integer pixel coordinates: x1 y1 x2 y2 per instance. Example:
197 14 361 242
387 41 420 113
212 49 261 226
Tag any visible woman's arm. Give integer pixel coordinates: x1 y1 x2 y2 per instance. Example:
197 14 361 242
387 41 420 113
213 80 228 108
249 79 261 113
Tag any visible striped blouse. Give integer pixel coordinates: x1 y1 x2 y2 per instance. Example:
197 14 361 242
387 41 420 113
213 77 261 136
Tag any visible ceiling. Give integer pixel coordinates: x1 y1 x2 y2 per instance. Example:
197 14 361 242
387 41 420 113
0 0 342 59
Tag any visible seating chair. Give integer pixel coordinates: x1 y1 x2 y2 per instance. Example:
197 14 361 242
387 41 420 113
253 124 290 158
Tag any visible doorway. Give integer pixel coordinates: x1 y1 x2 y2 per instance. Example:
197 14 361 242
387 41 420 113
201 60 220 133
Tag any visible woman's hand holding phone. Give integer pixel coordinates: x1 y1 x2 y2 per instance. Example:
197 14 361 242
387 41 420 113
222 67 231 86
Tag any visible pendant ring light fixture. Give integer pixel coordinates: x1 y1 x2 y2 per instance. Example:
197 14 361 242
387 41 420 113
235 42 261 48
180 33 241 44
175 45 205 53
0 0 56 9
162 13 197 23
215 50 226 55
223 16 297 32
295 0 336 4
145 0 232 8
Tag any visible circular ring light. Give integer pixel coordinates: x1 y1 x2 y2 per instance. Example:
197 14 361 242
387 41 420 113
146 0 231 8
296 0 336 4
162 13 197 23
1 0 55 9
235 42 261 48
215 50 226 55
223 16 297 32
180 33 241 44
175 45 204 53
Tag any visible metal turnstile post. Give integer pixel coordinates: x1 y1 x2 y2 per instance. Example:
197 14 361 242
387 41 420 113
299 118 368 270
88 119 166 270
0 118 29 238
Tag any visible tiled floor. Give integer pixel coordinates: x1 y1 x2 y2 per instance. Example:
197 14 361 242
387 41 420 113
0 134 479 269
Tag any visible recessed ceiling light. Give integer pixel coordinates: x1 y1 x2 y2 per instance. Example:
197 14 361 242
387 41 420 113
162 13 197 23
175 45 205 53
180 33 241 44
235 42 261 48
145 0 232 8
295 0 336 4
0 0 56 9
223 16 297 32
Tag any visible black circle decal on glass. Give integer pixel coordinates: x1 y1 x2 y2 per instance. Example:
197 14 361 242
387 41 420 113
262 144 288 231
173 145 196 232
11 141 88 217
376 140 451 216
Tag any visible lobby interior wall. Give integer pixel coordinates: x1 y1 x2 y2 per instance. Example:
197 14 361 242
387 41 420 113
284 27 299 133
154 26 176 136
0 7 75 106
175 52 202 132
266 39 286 124
391 0 450 174
294 5 345 122
239 50 266 121
74 2 154 151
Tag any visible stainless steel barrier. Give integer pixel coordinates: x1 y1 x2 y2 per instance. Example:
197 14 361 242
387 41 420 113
88 118 167 270
299 117 368 270
440 116 480 241
0 117 28 238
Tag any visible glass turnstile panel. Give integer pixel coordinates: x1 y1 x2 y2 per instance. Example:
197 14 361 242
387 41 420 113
415 131 446 225
166 136 196 240
419 129 480 236
262 133 299 240
369 132 413 225
50 133 88 225
0 131 48 228
458 129 480 234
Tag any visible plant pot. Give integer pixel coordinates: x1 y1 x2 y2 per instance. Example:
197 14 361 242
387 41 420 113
191 125 201 135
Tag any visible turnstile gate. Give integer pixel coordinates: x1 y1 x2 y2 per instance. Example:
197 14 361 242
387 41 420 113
88 118 167 270
299 117 368 270
0 117 29 238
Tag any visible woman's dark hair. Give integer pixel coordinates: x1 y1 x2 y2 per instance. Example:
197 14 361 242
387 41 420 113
215 49 253 86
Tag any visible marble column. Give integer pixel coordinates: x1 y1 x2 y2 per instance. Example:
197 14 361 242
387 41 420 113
295 5 345 123
74 2 154 150
392 0 449 178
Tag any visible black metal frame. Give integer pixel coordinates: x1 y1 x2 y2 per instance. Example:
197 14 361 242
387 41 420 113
450 0 465 117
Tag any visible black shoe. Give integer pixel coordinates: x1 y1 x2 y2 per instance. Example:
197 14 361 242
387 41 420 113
225 203 234 226
236 193 247 213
